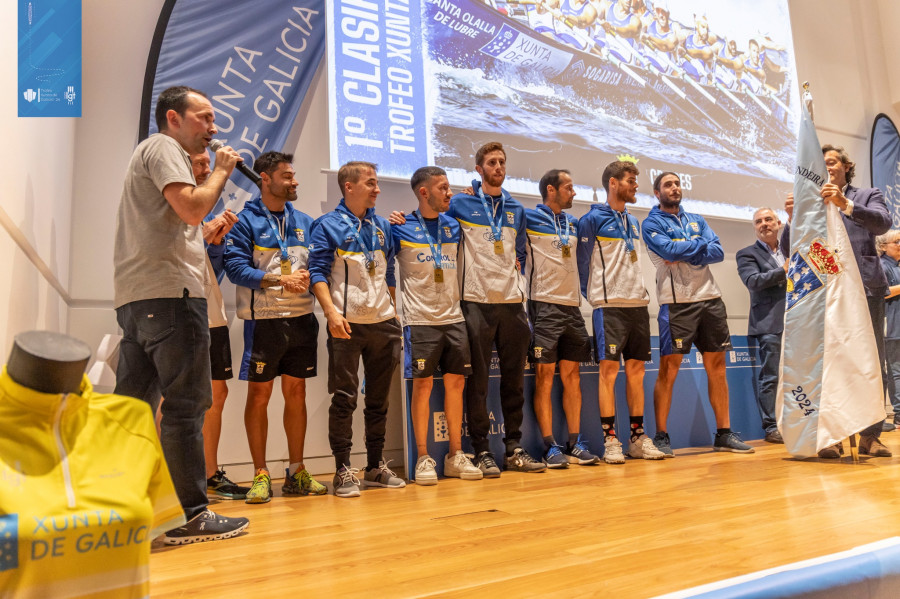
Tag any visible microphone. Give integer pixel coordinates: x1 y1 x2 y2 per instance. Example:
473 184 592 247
208 139 261 186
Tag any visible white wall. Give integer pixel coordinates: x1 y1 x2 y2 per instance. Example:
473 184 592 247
4 0 894 479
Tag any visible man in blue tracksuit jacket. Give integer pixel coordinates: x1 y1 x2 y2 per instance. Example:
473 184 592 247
308 161 406 498
642 172 754 455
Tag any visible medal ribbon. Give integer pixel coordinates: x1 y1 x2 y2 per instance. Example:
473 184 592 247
413 210 443 270
339 212 378 267
261 204 291 263
474 179 509 243
611 208 635 253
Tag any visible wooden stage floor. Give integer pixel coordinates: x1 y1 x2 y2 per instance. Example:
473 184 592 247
151 434 900 598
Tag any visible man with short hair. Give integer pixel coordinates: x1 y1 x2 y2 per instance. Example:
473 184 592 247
188 151 249 499
525 169 599 468
642 172 754 455
391 166 481 484
736 207 787 444
309 162 406 497
113 86 249 543
224 151 327 503
878 230 900 427
577 161 664 464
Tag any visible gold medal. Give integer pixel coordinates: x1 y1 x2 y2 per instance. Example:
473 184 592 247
562 245 571 258
280 258 292 275
630 250 638 263
494 240 504 255
434 268 444 283
366 260 376 276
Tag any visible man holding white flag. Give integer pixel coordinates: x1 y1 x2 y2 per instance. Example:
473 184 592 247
779 96 890 459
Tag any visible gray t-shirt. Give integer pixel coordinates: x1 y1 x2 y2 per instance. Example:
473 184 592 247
113 133 208 308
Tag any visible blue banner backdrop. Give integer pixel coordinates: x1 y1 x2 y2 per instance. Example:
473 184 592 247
140 0 326 203
403 336 763 479
871 114 900 229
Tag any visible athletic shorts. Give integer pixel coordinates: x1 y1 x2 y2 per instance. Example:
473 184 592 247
209 325 233 381
403 322 472 378
240 313 319 382
592 306 652 362
658 298 732 355
528 301 593 364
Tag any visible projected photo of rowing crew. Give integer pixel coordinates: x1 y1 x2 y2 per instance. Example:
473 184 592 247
327 0 799 218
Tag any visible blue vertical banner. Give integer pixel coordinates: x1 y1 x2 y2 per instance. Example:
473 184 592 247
141 0 326 202
871 114 900 228
327 0 427 177
18 0 82 117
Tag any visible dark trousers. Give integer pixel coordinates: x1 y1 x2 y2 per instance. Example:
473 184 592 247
751 332 781 434
885 339 900 414
115 293 211 520
461 301 530 455
861 294 887 438
327 318 401 469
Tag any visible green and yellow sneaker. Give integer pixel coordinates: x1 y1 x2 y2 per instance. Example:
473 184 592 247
245 471 272 504
282 467 327 496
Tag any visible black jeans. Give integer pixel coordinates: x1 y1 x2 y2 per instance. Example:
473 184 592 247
327 318 401 469
461 301 530 455
115 293 211 519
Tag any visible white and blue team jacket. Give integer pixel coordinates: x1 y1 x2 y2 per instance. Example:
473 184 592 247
641 205 723 305
576 202 650 308
524 204 581 307
447 180 527 304
308 199 396 324
224 198 315 320
390 211 464 326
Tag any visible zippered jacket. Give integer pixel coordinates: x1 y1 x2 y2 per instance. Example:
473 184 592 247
642 205 723 304
308 199 396 324
224 198 315 320
576 203 650 308
525 204 581 307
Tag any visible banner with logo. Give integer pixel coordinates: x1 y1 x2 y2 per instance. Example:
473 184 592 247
403 337 762 479
140 0 326 207
18 0 81 117
871 114 900 228
777 100 883 458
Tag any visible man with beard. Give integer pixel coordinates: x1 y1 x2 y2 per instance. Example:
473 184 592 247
577 161 664 464
525 169 599 468
642 172 754 456
224 151 327 503
390 167 481 485
736 208 787 444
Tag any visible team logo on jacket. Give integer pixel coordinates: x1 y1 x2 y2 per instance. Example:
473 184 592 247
295 229 304 242
416 358 426 371
690 222 699 233
255 361 266 374
533 347 543 359
444 227 452 238
631 224 639 236
505 211 515 224
376 230 385 246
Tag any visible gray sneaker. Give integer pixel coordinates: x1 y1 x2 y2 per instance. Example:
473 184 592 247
474 451 501 478
653 431 675 458
333 465 361 498
628 434 666 460
713 431 755 453
363 460 407 488
603 437 625 464
504 448 547 473
444 450 483 480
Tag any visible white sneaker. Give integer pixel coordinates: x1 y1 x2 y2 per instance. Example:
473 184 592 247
414 455 438 485
444 450 483 480
628 434 666 460
603 437 625 464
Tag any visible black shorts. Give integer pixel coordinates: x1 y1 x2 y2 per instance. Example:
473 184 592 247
209 325 233 381
528 301 593 364
240 314 319 382
403 322 472 378
658 298 732 355
592 306 652 362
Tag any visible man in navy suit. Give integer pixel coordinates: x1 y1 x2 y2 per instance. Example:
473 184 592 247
785 144 893 457
737 208 787 444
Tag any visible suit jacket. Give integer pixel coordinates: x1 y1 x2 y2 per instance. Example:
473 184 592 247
781 185 891 296
736 240 787 335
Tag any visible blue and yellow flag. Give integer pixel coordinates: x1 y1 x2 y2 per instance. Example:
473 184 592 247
777 96 884 457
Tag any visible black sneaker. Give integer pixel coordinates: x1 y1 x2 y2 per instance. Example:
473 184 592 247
504 448 547 473
713 431 755 453
161 509 249 545
207 469 250 500
474 451 501 478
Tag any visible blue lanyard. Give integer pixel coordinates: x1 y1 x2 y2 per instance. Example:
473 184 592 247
413 211 442 270
260 204 290 262
610 209 635 253
339 212 378 266
673 213 693 241
539 205 571 248
475 180 508 242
